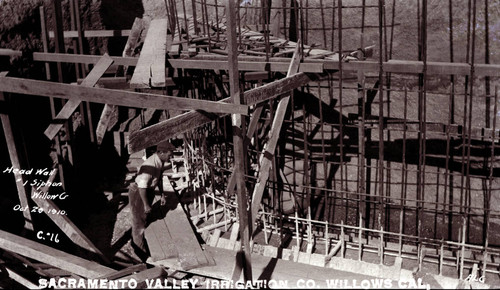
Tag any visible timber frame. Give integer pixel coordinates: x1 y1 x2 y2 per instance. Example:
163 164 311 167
0 0 500 287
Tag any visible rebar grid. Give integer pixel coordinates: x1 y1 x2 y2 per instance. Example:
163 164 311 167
164 0 500 283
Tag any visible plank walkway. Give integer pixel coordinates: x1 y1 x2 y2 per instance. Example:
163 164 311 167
144 192 214 271
150 245 396 289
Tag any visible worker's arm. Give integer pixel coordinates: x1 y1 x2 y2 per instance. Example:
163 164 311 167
138 187 152 214
135 167 154 214
160 175 175 206
158 175 166 206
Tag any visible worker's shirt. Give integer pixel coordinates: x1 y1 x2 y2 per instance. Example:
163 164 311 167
134 153 175 192
135 153 164 189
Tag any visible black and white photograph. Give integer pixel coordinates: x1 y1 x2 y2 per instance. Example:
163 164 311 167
0 0 499 288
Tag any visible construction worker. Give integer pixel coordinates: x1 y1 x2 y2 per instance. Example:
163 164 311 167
128 141 175 261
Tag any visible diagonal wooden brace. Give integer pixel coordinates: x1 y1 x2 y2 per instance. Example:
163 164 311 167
126 69 318 153
44 54 114 140
249 43 302 230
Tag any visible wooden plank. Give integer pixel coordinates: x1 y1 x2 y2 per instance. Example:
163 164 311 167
0 72 33 231
30 169 107 260
127 72 317 153
77 77 127 86
33 52 138 66
209 229 222 247
250 43 302 230
227 222 240 250
51 0 65 83
225 105 265 197
95 18 144 145
130 18 168 88
145 191 212 270
48 29 132 38
95 99 115 146
98 263 147 279
243 73 319 105
44 54 114 140
0 230 115 278
167 59 323 72
119 266 167 289
30 51 500 76
5 266 43 289
0 76 248 115
161 193 212 270
122 18 144 58
144 197 178 262
151 245 379 286
227 0 253 281
0 48 23 57
144 219 171 262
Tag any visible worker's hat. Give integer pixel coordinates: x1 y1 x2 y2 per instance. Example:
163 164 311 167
156 141 175 152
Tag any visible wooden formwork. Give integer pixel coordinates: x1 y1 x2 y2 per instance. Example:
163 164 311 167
0 0 499 288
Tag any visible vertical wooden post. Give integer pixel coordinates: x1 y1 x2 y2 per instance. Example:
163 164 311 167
51 0 74 166
0 72 33 231
68 0 87 140
459 217 466 279
340 220 345 258
377 0 385 233
226 0 252 282
39 5 66 190
483 86 498 283
51 0 65 83
68 0 81 79
295 211 300 248
358 212 363 260
380 226 384 264
357 70 366 228
325 222 329 255
73 0 86 76
39 6 52 81
72 0 95 143
191 0 198 35
439 240 444 275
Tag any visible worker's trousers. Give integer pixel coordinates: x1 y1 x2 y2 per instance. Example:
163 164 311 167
128 182 155 260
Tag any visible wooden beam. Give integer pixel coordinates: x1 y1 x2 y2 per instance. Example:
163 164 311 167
30 169 108 261
95 95 115 146
225 105 265 197
98 263 147 280
145 193 213 270
44 54 114 140
167 59 324 73
0 229 115 278
33 52 138 66
243 72 319 105
0 72 33 231
0 76 248 115
226 0 252 281
51 0 65 83
250 41 302 231
96 18 144 146
0 48 23 57
130 18 168 88
4 266 43 289
48 29 131 38
29 52 500 76
122 18 144 59
77 76 127 86
119 267 167 289
126 72 317 153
